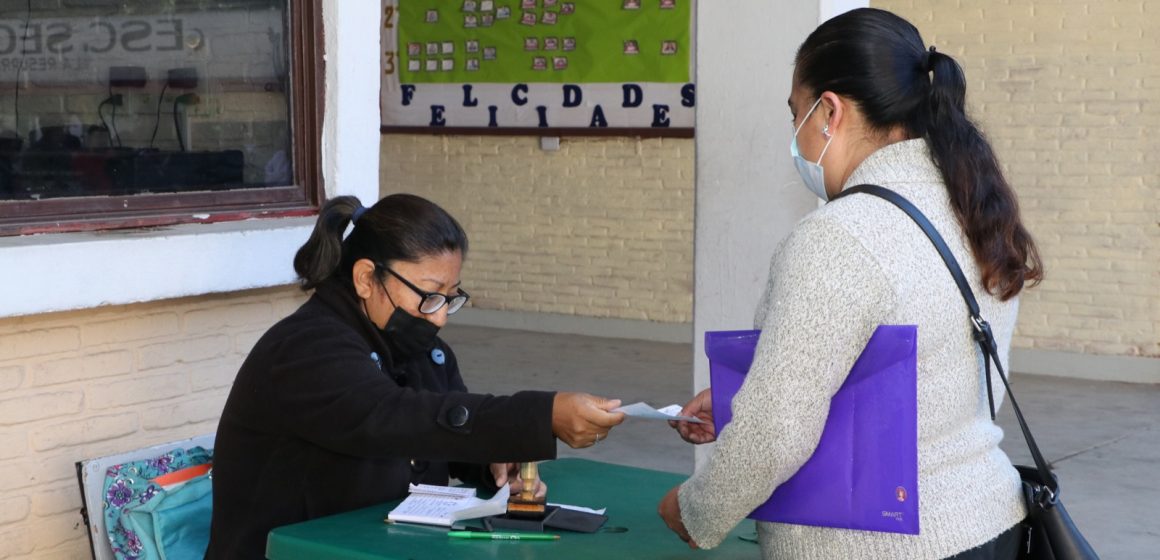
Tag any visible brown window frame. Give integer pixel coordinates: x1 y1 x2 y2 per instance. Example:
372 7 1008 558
0 0 325 237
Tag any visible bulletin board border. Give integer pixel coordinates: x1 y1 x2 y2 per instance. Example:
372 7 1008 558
379 125 694 137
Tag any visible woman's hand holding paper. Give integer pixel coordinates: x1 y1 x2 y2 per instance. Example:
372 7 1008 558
551 392 626 448
669 388 717 444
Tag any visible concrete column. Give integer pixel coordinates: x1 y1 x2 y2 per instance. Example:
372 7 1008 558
692 0 867 467
322 0 381 203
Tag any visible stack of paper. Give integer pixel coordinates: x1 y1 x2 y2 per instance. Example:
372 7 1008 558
387 484 510 527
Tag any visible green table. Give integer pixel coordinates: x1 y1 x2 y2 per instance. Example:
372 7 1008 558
267 458 759 559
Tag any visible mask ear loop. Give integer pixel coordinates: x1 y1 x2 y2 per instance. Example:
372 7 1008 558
379 270 400 310
794 96 825 136
362 267 396 325
816 123 836 163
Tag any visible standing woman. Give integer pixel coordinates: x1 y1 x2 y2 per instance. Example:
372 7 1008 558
661 8 1042 559
207 194 624 558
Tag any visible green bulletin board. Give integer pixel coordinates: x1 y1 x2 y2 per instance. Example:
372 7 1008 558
381 0 696 132
397 0 691 84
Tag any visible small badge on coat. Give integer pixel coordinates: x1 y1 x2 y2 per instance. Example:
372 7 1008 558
370 352 384 371
430 348 446 365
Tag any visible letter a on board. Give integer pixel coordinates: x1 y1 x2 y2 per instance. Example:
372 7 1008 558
589 105 608 128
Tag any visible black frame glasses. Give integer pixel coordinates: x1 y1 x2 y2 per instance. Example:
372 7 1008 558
377 264 470 315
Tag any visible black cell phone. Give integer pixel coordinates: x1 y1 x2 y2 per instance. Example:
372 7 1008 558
543 507 608 533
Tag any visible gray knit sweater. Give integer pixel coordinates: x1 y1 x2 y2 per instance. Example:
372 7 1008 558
679 139 1027 559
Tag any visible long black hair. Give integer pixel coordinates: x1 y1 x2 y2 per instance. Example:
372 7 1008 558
796 8 1042 300
292 193 469 290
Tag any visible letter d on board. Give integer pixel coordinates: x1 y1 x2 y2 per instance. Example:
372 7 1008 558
622 84 643 108
562 84 582 108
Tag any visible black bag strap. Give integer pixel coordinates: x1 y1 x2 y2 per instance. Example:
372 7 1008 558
833 184 1056 494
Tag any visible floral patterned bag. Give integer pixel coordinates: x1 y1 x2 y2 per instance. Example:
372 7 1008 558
102 447 213 560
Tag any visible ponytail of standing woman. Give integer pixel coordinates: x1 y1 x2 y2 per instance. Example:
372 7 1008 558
660 8 1042 559
207 193 625 559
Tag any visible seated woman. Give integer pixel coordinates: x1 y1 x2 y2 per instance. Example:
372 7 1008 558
207 194 624 558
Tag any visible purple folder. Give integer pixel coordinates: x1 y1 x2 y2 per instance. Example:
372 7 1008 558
705 326 919 535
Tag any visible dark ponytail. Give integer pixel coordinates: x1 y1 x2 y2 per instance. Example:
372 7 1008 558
796 8 1042 300
294 196 362 290
293 194 469 291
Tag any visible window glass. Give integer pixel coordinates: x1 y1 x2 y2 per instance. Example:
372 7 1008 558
0 0 292 200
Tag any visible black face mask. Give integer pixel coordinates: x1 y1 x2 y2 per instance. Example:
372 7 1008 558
381 306 440 360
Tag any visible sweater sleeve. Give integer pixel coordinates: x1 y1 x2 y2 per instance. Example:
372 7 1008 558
265 322 557 465
678 215 897 549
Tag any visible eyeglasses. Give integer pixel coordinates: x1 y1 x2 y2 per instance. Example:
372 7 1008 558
378 264 470 315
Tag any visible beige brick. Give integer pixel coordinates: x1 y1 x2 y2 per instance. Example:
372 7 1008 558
0 432 28 461
0 496 30 525
81 313 179 347
0 457 74 492
19 512 85 551
13 540 92 560
0 392 83 426
140 395 225 430
138 335 231 370
234 329 267 355
0 365 23 391
190 361 240 392
0 328 80 361
30 413 139 452
0 524 35 556
85 372 189 410
183 301 273 333
29 484 81 517
30 351 133 387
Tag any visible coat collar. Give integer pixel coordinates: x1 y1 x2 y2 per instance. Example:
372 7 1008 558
312 276 397 371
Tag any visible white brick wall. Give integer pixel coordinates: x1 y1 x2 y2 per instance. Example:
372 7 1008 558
380 135 695 324
0 286 306 558
874 0 1159 357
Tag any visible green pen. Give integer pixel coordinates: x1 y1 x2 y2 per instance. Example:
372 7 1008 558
447 531 560 541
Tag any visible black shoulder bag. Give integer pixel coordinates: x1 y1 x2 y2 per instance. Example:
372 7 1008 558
834 185 1098 560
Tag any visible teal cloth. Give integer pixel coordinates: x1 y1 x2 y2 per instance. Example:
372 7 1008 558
103 446 213 560
124 475 213 560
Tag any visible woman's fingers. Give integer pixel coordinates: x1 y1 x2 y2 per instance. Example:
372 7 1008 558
553 392 626 448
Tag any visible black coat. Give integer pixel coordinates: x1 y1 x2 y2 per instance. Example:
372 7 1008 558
205 278 557 559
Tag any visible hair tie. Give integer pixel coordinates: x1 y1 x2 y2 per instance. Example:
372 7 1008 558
925 45 937 72
351 205 367 224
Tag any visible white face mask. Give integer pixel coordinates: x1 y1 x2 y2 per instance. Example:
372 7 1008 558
790 97 835 201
